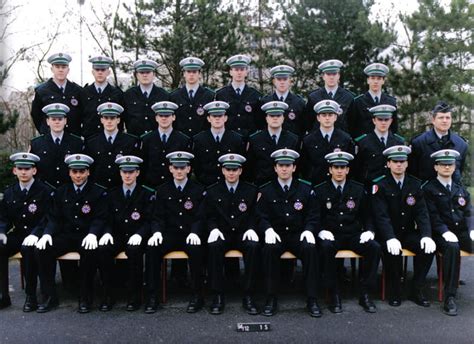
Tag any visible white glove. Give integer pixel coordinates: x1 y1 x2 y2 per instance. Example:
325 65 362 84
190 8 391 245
264 228 281 244
148 232 163 246
36 234 52 250
81 233 98 250
242 229 259 242
207 228 225 243
99 233 114 246
22 234 38 247
442 231 458 243
318 230 334 241
420 237 436 254
186 233 201 245
386 238 402 255
360 231 374 244
300 230 316 244
0 233 7 244
470 230 474 241
128 234 142 246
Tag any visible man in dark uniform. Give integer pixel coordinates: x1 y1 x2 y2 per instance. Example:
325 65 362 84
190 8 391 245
35 154 108 313
409 101 468 183
371 146 436 307
170 57 215 137
305 59 354 133
261 65 306 137
353 105 405 186
85 102 139 188
81 56 124 138
97 155 155 312
423 149 474 316
205 154 260 315
0 153 52 311
145 152 206 314
193 101 245 186
257 149 321 317
122 59 169 137
30 103 84 188
348 63 397 138
315 151 380 313
215 55 262 138
31 53 83 136
301 100 354 186
141 101 192 188
247 101 299 186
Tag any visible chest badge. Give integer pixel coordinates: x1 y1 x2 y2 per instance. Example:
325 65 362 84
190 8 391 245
294 201 303 210
184 200 194 210
196 107 205 116
346 200 355 209
131 211 141 220
81 204 91 214
245 104 252 112
406 196 416 206
71 98 79 106
238 202 247 212
458 197 466 206
28 203 37 214
288 112 295 120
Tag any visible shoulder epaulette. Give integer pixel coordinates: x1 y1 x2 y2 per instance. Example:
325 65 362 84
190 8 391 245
124 132 138 139
140 131 153 139
43 181 56 190
141 185 155 192
314 181 328 189
249 130 262 138
215 85 226 93
354 94 364 100
94 183 107 190
347 90 356 97
459 135 468 143
230 129 243 137
259 181 271 189
372 175 386 183
204 87 215 93
34 81 47 90
31 134 45 141
298 178 312 186
242 181 258 188
354 134 367 142
394 133 405 142
407 174 421 182
421 180 429 188
176 131 190 140
83 83 89 88
70 133 83 140
206 181 219 190
350 180 364 187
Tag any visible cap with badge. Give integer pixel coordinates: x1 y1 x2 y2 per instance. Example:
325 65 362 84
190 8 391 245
383 145 411 161
364 63 389 77
270 65 295 78
270 149 300 165
42 103 70 117
47 53 72 65
369 104 396 119
261 101 289 116
430 149 460 165
324 151 354 166
115 155 143 171
65 154 94 169
133 59 158 72
166 151 194 167
88 56 113 69
10 152 40 168
318 59 343 74
432 101 452 114
226 55 251 68
151 101 179 116
314 99 342 115
203 101 230 116
97 102 124 117
218 153 246 168
179 57 205 71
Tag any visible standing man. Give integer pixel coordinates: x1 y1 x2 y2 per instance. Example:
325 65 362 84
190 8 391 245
171 57 215 137
423 149 473 316
31 53 84 136
371 146 436 307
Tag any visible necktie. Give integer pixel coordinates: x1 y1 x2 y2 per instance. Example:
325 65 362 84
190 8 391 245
216 135 220 143
272 134 277 145
374 96 379 104
441 135 449 145
162 134 167 144
177 185 182 192
380 136 385 146
236 88 241 96
108 136 113 144
229 187 235 194
55 137 61 146
397 181 402 189
76 188 81 195
125 189 131 199
143 91 148 98
284 185 289 193
189 89 194 102
279 96 284 101
446 184 451 192
59 86 64 94
337 185 342 198
328 92 333 99
21 188 28 197
97 88 102 95
324 134 330 143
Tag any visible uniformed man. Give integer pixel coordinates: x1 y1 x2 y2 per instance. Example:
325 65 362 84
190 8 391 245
31 53 83 136
422 149 474 316
30 103 84 188
371 146 436 307
348 63 397 138
353 104 405 186
205 154 260 315
97 156 155 312
261 65 306 137
122 59 169 136
0 153 52 311
81 56 124 138
170 57 215 137
35 154 108 313
192 101 245 186
409 101 468 183
315 152 380 313
145 152 206 314
85 102 139 188
247 101 300 186
215 55 262 138
141 101 192 188
257 149 320 317
300 100 354 186
305 59 354 133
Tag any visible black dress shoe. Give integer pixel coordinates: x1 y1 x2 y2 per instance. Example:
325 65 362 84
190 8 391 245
307 298 322 318
144 296 159 314
99 297 114 312
0 295 12 309
262 297 278 316
359 294 376 313
36 296 59 313
388 298 401 307
23 295 37 312
78 300 91 314
186 295 203 313
409 290 430 307
328 294 342 314
242 296 259 315
443 296 458 316
210 294 225 315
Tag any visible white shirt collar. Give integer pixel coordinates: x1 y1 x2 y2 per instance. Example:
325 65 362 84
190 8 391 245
158 127 173 137
325 86 338 94
174 178 188 189
51 132 64 143
268 128 282 141
19 178 35 191
437 176 452 189
278 177 292 191
211 128 225 140
186 84 199 94
225 181 239 191
320 128 334 139
231 82 246 92
392 175 405 187
331 179 346 190
275 90 289 101
139 84 153 94
434 128 448 139
104 129 119 142
374 129 388 141
368 90 381 101
94 81 108 91
74 181 88 192
53 79 67 90
123 183 137 195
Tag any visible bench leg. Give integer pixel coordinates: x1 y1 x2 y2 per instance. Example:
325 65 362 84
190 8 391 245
436 254 443 302
162 259 167 304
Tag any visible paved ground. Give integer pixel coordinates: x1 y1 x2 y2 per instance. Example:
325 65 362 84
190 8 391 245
2 258 474 344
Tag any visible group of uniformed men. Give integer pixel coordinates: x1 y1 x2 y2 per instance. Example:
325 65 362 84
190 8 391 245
0 52 472 318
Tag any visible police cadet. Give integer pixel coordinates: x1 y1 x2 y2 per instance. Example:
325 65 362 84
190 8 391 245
315 152 380 313
257 149 320 317
409 101 468 183
371 146 436 307
31 53 83 136
30 103 84 188
215 55 262 138
0 153 52 311
205 154 260 315
247 101 300 186
97 156 155 312
141 101 192 188
85 102 139 188
422 149 474 316
353 104 404 186
301 100 354 186
146 152 206 314
122 59 169 137
261 65 306 137
170 57 215 137
193 101 245 186
348 63 397 138
81 56 124 138
35 154 108 313
305 59 354 133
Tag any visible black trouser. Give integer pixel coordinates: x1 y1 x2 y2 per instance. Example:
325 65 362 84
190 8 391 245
262 232 319 298
207 232 260 295
319 234 381 295
434 230 473 297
